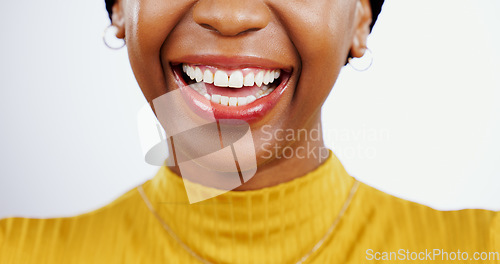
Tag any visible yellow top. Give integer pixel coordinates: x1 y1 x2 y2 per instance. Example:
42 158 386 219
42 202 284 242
1 153 499 264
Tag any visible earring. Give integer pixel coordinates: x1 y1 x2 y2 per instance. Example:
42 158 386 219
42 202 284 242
348 47 373 71
103 25 126 50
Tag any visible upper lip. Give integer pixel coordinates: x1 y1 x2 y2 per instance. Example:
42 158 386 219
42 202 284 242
170 54 293 72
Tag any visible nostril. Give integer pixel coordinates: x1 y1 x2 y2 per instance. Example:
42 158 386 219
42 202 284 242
239 28 261 35
201 25 261 36
200 23 220 33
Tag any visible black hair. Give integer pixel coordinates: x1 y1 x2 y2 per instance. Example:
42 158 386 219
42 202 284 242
105 0 385 32
368 0 384 31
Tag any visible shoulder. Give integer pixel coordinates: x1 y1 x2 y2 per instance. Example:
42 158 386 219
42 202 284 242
0 183 149 263
350 181 498 247
492 213 500 250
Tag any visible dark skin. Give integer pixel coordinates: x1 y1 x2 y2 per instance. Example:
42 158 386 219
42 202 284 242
111 0 372 190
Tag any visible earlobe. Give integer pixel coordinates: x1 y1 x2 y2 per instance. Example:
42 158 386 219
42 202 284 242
350 0 372 58
111 0 126 39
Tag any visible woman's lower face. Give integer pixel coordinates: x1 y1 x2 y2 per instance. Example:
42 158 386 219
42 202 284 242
114 0 370 188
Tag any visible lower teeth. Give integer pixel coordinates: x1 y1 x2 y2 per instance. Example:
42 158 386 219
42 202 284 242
189 83 276 106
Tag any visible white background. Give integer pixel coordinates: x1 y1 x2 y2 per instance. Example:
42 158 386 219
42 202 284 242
0 0 499 218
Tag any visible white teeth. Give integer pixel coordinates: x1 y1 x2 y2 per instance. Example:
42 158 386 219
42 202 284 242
263 71 271 85
244 72 255 86
237 97 247 106
266 71 272 84
187 66 195 80
269 71 275 84
203 69 213 84
220 96 229 106
229 71 244 88
195 67 203 82
214 70 229 87
246 95 256 104
229 97 238 106
182 64 282 90
199 91 273 107
263 88 275 98
211 94 221 104
191 82 205 93
270 71 276 83
255 71 264 87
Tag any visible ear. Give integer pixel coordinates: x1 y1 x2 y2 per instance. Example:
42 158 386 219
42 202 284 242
111 0 126 39
350 0 372 58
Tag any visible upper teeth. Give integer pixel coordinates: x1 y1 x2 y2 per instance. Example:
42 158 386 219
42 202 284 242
182 64 281 88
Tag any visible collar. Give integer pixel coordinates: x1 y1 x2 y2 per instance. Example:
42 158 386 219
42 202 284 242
141 151 356 263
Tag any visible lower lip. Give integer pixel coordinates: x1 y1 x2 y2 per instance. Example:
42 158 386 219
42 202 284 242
172 66 290 123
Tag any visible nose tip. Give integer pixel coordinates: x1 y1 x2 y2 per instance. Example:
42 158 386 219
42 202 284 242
193 0 270 36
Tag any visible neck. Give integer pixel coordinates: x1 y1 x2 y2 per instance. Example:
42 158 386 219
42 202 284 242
144 146 356 264
167 115 328 191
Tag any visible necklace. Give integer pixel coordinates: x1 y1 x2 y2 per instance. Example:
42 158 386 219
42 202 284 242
137 179 360 264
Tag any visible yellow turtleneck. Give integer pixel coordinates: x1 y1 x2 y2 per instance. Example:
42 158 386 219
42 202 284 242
1 152 499 263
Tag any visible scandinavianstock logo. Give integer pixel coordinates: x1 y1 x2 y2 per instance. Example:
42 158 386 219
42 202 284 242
136 83 257 204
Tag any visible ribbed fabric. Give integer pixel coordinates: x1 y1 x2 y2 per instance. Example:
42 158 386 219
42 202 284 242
1 152 498 263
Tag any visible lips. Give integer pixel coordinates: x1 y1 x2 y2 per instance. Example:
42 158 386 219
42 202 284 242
170 57 292 123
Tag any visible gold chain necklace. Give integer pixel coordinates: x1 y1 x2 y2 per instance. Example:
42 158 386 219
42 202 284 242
137 180 359 264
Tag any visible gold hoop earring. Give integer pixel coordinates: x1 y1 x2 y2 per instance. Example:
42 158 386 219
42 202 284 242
103 25 126 50
348 47 373 71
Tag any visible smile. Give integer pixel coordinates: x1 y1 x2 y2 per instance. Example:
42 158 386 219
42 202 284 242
171 58 292 123
182 64 281 106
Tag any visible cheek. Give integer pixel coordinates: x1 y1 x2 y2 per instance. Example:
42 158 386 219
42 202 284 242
285 1 356 106
123 0 196 102
261 1 357 132
296 6 354 80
